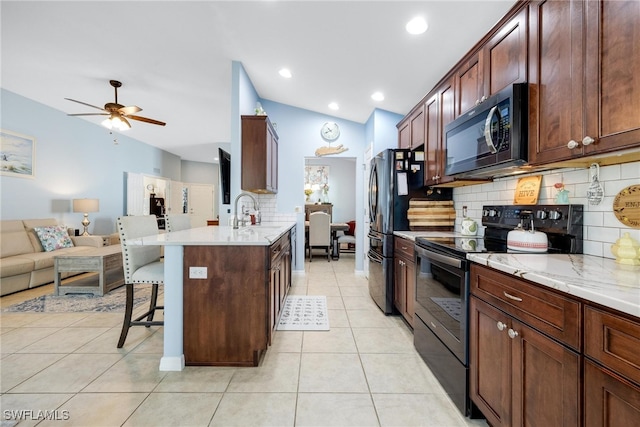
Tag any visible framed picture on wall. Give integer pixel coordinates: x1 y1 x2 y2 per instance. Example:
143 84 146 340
1 129 35 178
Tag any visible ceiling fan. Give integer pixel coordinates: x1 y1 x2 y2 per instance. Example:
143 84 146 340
65 80 166 130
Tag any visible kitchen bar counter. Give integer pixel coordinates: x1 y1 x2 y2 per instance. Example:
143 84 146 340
129 222 296 371
467 253 640 318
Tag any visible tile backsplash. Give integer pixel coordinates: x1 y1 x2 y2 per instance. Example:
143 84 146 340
452 160 640 259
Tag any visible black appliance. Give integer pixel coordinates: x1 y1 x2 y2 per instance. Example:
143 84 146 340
150 195 165 229
413 204 583 417
219 148 231 205
444 83 528 179
367 149 440 314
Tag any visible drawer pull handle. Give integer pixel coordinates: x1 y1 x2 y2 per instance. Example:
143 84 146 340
508 329 519 339
496 321 507 331
503 291 523 302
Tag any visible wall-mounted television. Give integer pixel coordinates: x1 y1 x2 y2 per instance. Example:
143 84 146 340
219 148 231 205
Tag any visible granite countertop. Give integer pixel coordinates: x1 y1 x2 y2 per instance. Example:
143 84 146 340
133 222 296 246
467 253 640 318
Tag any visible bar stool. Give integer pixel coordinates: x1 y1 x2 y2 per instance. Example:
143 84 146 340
116 215 164 348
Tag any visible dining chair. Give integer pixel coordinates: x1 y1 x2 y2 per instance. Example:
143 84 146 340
338 233 356 254
308 211 331 262
165 214 192 232
116 215 164 348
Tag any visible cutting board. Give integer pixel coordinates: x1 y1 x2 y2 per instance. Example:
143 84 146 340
408 200 455 231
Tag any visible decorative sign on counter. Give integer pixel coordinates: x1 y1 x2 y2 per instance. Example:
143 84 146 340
613 184 640 229
513 175 542 205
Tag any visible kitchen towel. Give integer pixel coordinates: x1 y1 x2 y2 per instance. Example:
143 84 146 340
277 296 329 331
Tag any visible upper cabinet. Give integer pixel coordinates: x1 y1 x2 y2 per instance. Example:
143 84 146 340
241 115 278 194
424 78 455 186
397 105 425 150
528 0 640 165
454 7 528 118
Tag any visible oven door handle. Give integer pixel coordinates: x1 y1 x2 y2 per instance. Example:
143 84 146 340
415 246 463 269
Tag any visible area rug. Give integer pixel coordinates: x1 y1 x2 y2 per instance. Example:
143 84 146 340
277 296 329 331
430 297 461 323
2 285 159 313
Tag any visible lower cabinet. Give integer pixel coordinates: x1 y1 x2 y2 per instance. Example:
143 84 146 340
469 264 580 427
183 230 292 366
393 237 415 327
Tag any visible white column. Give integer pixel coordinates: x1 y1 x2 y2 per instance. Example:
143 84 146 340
159 244 185 371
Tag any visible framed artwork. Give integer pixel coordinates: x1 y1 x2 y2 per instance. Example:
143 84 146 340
305 165 329 186
1 129 35 178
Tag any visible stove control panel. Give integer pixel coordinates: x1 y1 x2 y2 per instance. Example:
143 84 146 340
482 204 583 235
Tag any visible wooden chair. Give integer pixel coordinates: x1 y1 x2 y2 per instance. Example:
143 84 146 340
116 215 164 348
308 211 331 262
165 214 192 232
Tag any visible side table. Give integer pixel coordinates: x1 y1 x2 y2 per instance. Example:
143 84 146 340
54 245 124 296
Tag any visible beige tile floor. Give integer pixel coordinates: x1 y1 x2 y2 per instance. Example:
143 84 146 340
0 255 488 427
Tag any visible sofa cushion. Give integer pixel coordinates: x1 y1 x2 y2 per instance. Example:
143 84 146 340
33 226 74 252
20 246 95 270
23 218 58 252
0 220 35 258
0 256 35 278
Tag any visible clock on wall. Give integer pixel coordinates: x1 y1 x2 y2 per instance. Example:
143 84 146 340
321 121 340 141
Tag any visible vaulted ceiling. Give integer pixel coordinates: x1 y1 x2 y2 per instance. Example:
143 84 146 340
1 1 515 163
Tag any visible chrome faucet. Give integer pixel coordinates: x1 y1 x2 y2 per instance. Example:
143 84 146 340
233 192 260 229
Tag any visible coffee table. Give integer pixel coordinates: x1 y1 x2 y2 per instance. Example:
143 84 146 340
54 245 124 296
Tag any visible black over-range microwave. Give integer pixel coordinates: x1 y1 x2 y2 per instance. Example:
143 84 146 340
444 83 528 179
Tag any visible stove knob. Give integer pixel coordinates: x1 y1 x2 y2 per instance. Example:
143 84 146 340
535 210 547 220
488 209 497 218
549 210 562 220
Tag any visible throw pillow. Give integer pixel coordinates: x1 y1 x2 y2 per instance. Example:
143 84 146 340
34 226 74 252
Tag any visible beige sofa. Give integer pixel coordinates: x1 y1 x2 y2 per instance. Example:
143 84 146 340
0 218 106 296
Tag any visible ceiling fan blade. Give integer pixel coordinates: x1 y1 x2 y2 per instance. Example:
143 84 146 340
118 105 142 115
126 115 166 126
64 98 106 112
68 113 109 116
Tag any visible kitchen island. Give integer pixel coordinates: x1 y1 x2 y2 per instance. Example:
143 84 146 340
131 222 296 371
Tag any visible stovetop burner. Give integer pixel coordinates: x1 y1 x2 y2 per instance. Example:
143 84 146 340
415 204 584 257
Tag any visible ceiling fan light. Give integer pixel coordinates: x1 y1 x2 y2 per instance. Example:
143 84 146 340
101 117 113 130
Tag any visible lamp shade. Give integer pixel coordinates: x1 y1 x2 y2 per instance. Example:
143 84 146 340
73 198 99 213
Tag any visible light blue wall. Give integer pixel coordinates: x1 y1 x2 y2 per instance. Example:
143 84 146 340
0 89 182 234
371 108 403 155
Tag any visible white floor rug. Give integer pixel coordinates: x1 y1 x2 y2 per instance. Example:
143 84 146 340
277 296 329 331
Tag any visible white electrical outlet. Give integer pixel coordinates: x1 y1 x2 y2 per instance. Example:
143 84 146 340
189 266 207 279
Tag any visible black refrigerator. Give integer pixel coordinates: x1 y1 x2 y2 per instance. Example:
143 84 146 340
367 149 424 314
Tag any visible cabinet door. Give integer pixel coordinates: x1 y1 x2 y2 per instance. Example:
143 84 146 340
470 296 511 427
410 106 425 148
528 0 586 165
404 256 415 327
510 318 580 427
584 359 640 427
482 7 528 97
393 256 406 315
267 127 278 193
438 80 455 185
424 93 439 185
398 120 410 149
584 0 640 155
455 53 483 118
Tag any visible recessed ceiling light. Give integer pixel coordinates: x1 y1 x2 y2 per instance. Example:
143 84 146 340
279 68 292 78
371 92 385 101
406 16 428 35
328 102 339 110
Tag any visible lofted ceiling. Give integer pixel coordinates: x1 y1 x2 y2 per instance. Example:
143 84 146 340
1 0 516 163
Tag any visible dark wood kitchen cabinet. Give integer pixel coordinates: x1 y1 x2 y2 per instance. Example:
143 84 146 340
469 264 581 427
397 105 424 150
182 230 292 366
424 78 455 186
454 7 528 118
528 0 640 165
583 305 640 427
393 236 415 327
241 115 278 194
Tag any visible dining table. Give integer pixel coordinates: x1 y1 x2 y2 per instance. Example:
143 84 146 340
304 221 349 259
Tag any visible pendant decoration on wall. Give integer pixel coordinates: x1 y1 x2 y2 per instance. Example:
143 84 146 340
586 163 604 206
612 184 640 229
315 143 348 157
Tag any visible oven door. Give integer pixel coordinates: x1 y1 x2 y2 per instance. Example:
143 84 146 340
414 244 469 364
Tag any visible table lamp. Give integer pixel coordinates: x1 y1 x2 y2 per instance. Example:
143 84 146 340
73 198 99 236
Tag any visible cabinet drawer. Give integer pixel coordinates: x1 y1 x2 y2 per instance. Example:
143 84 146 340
394 237 414 259
585 305 640 385
470 264 581 350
